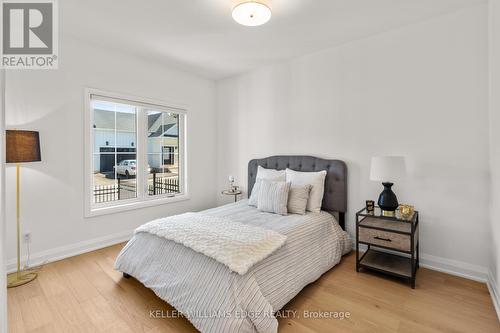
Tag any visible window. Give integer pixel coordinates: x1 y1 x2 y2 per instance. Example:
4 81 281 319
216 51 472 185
85 89 187 216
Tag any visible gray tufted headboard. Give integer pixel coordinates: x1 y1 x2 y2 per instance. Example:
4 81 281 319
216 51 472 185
248 156 347 229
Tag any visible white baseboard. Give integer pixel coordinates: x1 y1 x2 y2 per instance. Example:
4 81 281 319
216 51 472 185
7 230 133 273
419 253 488 282
355 244 488 282
487 271 500 321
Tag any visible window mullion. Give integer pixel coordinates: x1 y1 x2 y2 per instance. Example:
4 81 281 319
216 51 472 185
136 107 147 200
179 114 186 195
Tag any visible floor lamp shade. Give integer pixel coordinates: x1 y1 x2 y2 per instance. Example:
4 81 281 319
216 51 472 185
6 130 41 163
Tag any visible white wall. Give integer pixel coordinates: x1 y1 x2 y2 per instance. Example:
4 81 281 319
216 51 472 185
4 36 217 268
216 5 490 279
488 0 500 316
1 69 8 332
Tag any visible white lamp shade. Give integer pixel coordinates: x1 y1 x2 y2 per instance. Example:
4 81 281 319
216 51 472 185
370 156 406 182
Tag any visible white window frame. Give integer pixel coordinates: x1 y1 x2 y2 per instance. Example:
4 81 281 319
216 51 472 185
84 88 189 217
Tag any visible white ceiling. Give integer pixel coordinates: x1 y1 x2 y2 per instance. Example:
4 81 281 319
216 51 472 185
63 0 485 80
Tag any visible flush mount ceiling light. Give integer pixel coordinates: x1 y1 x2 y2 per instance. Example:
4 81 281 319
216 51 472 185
232 1 272 26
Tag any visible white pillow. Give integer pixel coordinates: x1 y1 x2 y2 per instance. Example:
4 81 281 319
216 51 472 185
248 166 286 206
287 184 312 215
257 180 291 216
285 169 327 213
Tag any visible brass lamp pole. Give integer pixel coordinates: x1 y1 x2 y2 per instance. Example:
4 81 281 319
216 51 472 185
5 130 41 288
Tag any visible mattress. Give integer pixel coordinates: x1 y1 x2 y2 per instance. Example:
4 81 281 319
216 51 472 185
115 200 351 333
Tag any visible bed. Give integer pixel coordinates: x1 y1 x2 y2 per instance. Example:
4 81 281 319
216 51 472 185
115 156 351 333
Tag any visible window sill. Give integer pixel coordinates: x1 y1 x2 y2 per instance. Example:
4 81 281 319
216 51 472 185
85 194 190 218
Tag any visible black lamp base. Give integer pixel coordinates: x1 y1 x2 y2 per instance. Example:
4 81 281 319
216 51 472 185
377 182 399 216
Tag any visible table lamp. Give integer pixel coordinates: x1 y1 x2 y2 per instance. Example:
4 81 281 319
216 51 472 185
6 130 41 288
370 156 405 217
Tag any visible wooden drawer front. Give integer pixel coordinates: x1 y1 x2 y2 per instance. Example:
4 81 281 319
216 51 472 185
359 227 410 252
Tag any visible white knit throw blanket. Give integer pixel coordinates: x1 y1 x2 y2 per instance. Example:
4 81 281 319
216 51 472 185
135 212 287 275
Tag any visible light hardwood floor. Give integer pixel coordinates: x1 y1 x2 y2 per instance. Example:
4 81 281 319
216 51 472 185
7 244 500 333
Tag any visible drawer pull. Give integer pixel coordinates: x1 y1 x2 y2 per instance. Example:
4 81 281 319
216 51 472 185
374 236 392 242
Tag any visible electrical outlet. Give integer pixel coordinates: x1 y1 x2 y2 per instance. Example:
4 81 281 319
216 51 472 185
23 232 31 243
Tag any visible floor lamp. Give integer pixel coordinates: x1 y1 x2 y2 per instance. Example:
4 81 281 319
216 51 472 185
6 130 41 288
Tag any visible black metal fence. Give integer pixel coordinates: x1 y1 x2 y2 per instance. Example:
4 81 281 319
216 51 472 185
93 176 179 203
148 174 180 195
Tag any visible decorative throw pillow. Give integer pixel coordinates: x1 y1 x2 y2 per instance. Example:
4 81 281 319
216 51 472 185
285 169 327 213
248 166 286 207
248 179 262 206
287 184 312 215
257 180 291 216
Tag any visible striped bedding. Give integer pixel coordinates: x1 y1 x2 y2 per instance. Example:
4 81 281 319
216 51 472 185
114 200 351 333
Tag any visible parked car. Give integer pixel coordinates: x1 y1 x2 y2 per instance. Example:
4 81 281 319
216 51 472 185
114 160 151 178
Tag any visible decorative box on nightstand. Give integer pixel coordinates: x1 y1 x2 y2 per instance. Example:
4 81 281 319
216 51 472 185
356 206 419 288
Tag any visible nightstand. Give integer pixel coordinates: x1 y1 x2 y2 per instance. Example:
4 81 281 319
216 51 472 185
221 190 242 202
356 206 419 288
